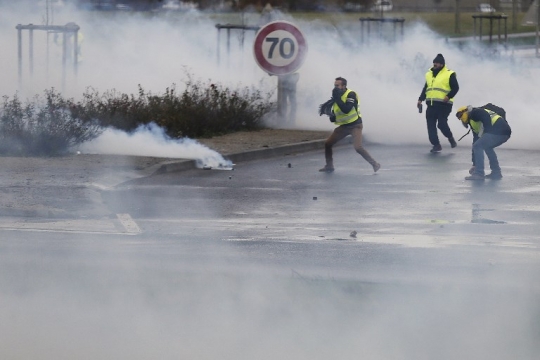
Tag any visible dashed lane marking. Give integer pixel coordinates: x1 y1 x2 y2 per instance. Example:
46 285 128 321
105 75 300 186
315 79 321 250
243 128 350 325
116 213 142 234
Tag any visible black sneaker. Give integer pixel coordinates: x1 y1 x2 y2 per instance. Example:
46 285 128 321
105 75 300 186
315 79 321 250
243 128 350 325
485 172 502 180
449 137 457 148
430 144 442 153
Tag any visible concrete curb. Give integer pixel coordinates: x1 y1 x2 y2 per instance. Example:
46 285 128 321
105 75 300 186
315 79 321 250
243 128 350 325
153 139 331 175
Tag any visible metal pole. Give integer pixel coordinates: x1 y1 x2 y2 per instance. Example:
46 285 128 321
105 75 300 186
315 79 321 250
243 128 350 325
46 30 50 85
362 20 366 43
226 28 231 67
498 17 501 44
503 17 506 45
62 31 67 92
537 0 540 57
29 27 34 77
479 18 483 42
455 0 460 34
217 27 221 66
240 29 244 52
73 29 78 76
17 25 22 88
360 20 364 44
512 0 517 31
489 17 493 44
277 76 285 124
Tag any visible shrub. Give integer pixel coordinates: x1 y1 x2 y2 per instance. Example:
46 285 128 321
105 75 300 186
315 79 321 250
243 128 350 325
0 89 103 156
0 76 276 156
77 77 275 138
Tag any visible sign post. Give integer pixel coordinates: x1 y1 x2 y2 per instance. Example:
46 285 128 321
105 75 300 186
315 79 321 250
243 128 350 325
253 21 307 125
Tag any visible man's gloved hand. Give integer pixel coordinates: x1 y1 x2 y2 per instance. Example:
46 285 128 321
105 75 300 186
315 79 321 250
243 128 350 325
318 103 326 116
332 87 341 101
318 99 334 116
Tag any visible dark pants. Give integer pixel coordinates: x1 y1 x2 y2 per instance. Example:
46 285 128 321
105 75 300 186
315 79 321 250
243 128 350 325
426 105 453 146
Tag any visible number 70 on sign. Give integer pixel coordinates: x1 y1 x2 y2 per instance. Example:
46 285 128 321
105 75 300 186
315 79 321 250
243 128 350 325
253 21 308 76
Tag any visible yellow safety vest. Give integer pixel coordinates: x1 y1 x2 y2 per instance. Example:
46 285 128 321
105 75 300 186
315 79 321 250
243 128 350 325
470 109 501 136
425 67 455 105
332 89 361 126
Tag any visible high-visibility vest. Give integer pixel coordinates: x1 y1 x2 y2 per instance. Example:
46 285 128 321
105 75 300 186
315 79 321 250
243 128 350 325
332 89 361 126
425 67 455 105
470 108 501 136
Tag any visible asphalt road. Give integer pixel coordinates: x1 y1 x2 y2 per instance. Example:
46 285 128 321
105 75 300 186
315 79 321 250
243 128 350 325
1 143 539 359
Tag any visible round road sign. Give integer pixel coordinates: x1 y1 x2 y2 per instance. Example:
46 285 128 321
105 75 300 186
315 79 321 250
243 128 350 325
253 21 308 76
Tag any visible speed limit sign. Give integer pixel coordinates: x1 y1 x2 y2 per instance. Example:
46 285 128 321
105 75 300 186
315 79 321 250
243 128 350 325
253 21 308 76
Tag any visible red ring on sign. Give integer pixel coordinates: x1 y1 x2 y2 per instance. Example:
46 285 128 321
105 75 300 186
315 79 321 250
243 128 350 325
253 21 307 76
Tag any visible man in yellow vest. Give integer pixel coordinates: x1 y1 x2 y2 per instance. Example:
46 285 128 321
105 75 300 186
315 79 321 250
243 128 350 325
417 53 459 153
456 105 511 180
318 77 381 173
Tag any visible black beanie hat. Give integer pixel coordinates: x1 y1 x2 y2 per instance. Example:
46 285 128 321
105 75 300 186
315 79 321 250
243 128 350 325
433 53 445 65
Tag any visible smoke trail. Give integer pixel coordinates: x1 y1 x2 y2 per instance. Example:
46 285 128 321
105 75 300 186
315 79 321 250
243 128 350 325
80 122 233 168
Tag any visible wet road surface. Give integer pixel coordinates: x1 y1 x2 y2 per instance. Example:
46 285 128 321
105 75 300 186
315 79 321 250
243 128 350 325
1 143 539 359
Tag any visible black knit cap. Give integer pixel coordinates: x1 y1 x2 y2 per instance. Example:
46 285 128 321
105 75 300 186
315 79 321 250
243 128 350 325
433 53 445 65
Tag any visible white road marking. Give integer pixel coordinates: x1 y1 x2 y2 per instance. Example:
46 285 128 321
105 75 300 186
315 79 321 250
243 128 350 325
0 215 142 235
116 213 142 234
0 227 137 235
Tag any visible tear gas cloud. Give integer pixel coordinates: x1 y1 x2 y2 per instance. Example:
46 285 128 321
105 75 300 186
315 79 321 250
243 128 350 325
2 4 540 360
80 123 233 168
1 237 539 359
1 3 538 155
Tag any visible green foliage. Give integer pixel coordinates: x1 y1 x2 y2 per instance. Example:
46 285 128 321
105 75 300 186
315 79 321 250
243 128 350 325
74 77 275 138
0 90 103 156
0 77 275 156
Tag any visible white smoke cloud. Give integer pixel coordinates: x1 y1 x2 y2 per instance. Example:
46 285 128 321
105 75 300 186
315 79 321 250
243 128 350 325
80 122 233 168
1 5 539 359
1 3 538 156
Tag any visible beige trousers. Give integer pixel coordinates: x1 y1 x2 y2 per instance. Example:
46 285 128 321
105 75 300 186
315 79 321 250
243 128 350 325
324 121 378 168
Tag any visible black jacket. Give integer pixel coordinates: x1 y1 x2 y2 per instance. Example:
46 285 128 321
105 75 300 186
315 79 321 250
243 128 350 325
470 108 512 138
